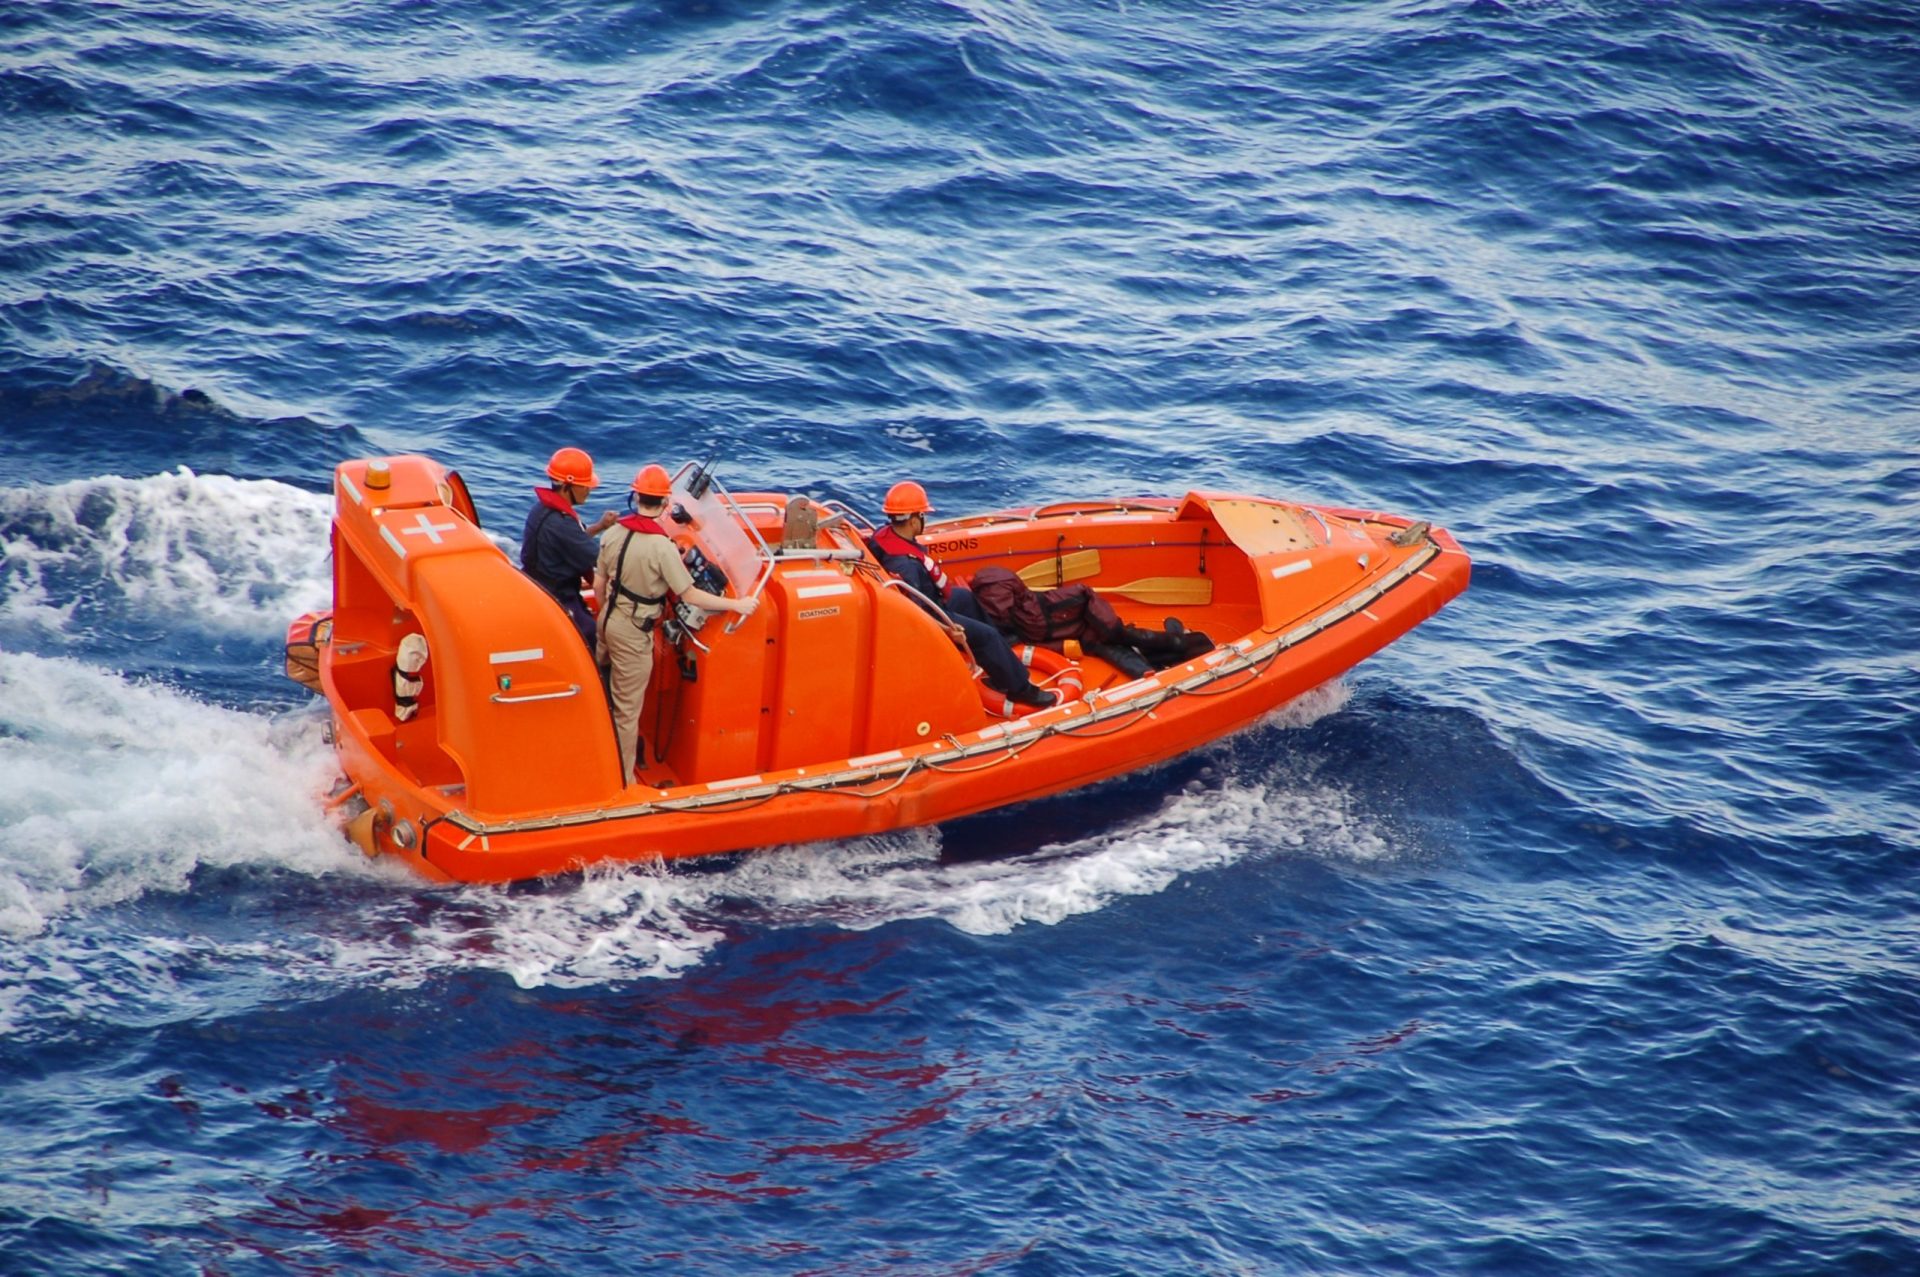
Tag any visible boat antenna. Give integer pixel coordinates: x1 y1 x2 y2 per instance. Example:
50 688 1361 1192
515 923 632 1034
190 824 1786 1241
687 452 719 500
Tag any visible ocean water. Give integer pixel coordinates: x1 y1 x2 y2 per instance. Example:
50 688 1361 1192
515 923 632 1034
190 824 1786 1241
2 1 1917 1273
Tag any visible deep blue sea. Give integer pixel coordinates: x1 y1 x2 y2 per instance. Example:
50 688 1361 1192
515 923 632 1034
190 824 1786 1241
3 1 1917 1273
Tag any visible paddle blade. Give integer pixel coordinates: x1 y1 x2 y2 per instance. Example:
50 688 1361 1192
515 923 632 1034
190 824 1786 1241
1016 548 1101 587
1102 576 1214 605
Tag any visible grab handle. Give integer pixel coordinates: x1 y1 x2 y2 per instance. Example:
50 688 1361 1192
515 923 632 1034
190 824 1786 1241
490 683 580 704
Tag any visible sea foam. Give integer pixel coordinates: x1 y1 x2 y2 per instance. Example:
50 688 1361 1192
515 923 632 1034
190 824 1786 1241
0 468 333 639
0 650 360 939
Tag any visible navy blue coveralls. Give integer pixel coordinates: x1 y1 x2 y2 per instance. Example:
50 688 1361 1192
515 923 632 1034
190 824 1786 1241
521 489 600 649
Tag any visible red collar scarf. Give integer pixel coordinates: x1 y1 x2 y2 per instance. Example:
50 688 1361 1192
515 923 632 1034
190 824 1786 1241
873 524 950 597
617 513 669 536
533 485 581 523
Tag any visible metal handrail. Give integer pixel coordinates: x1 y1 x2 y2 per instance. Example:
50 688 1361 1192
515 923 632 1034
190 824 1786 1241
877 576 948 618
1027 500 1170 521
704 477 778 635
817 499 875 535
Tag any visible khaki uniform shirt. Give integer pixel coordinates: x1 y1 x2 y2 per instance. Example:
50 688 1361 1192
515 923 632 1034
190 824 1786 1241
595 527 695 626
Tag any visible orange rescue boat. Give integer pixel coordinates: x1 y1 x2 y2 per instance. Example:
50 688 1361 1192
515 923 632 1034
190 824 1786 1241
285 455 1469 883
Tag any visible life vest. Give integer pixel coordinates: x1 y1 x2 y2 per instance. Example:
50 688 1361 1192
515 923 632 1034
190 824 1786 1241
608 514 672 621
871 524 950 598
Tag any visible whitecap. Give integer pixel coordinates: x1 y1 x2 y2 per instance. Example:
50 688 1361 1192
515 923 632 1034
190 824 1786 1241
0 468 333 639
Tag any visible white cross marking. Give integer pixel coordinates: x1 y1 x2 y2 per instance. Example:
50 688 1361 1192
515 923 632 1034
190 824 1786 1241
400 513 458 543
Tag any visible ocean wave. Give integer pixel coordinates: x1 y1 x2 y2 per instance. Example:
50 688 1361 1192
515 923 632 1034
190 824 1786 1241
0 362 362 487
4 0 1918 1268
0 468 333 642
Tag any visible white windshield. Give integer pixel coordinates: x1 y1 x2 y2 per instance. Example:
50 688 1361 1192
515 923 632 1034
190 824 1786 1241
668 462 770 599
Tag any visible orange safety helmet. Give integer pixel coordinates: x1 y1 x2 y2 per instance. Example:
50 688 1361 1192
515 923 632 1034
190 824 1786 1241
882 480 934 517
631 463 673 499
546 446 598 488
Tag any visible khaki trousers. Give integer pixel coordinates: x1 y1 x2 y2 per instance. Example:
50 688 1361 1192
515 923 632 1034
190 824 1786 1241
601 608 656 784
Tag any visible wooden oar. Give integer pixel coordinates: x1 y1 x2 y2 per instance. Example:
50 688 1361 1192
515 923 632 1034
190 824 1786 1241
1012 549 1211 605
1016 548 1101 588
1100 576 1213 606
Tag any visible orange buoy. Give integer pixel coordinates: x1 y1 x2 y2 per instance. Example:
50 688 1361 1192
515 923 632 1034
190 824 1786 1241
977 644 1085 718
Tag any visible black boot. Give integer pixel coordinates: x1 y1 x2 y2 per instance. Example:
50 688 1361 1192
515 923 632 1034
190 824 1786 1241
1084 641 1152 679
1008 681 1061 709
1162 616 1214 658
1116 624 1207 669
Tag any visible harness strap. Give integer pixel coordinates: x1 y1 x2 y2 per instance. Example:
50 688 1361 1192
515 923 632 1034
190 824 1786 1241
610 529 669 620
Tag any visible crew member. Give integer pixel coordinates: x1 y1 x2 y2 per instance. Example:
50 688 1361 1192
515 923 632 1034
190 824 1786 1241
595 464 758 784
522 447 618 649
868 480 1057 710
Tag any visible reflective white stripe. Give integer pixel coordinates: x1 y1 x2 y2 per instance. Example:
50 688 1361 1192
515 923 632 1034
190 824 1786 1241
796 583 853 599
707 775 764 791
1270 559 1312 579
1103 678 1156 702
380 526 408 559
489 648 544 665
848 750 904 767
1362 609 1380 621
1089 513 1157 522
401 513 458 543
780 568 843 580
340 473 364 505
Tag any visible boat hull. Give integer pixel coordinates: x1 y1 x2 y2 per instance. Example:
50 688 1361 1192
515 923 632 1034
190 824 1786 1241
294 459 1468 883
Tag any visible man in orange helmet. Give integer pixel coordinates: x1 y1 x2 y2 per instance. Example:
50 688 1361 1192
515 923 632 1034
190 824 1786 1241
594 463 758 784
869 479 1058 710
522 446 618 649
